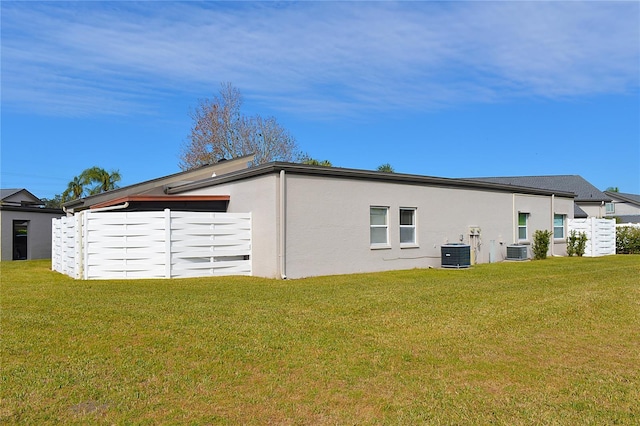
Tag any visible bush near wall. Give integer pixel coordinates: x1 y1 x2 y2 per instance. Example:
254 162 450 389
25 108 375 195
566 230 588 257
616 226 640 254
532 230 553 260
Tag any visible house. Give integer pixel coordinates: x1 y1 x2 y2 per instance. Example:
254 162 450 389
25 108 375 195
1 189 64 260
464 175 612 219
61 161 575 279
604 191 640 224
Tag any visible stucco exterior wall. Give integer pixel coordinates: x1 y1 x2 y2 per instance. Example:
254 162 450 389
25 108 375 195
283 175 573 278
578 202 607 218
513 193 573 258
0 209 64 261
177 170 574 279
182 174 281 278
609 199 640 216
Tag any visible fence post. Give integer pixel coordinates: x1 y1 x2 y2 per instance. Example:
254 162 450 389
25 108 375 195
165 208 172 278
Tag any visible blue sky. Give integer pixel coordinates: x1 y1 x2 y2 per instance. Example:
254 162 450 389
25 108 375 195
2 1 639 200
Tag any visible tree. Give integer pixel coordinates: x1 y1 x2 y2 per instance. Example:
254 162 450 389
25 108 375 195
605 186 619 192
41 194 63 209
60 167 121 202
179 83 301 170
377 163 395 173
82 166 121 195
301 155 332 167
62 175 85 202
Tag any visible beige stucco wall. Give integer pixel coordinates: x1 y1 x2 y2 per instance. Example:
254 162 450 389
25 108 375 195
179 171 574 279
0 209 64 261
578 202 607 218
182 174 282 279
283 175 574 278
609 199 640 216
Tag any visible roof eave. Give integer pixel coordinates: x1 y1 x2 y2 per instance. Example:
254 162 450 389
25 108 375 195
168 162 576 198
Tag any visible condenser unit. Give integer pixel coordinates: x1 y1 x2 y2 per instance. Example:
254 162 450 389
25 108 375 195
441 244 471 268
506 245 528 260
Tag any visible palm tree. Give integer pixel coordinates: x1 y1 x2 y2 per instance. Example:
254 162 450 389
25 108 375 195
301 156 333 167
376 163 395 173
61 175 86 202
82 167 122 195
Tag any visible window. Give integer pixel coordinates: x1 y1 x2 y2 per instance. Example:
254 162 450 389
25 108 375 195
605 202 615 214
553 214 565 239
399 208 416 245
518 213 528 241
370 207 389 246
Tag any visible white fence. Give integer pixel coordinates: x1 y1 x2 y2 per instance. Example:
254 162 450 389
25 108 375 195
617 223 640 229
53 210 251 279
568 218 616 257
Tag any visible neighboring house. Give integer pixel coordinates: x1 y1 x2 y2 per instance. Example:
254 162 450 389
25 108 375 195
63 162 575 279
604 191 640 224
1 189 64 261
465 175 612 219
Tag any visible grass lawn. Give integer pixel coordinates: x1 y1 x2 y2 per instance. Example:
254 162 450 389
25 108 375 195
1 256 639 425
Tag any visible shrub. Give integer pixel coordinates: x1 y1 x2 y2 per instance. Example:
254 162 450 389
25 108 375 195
532 230 553 260
616 226 640 254
566 230 588 257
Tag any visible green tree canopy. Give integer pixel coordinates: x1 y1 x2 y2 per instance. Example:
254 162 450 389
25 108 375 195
301 155 332 167
376 163 395 173
60 167 121 203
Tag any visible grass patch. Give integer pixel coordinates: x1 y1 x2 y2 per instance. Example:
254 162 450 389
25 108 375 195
2 257 639 424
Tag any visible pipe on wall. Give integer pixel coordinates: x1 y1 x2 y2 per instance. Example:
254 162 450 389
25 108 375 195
279 170 287 279
550 194 555 257
89 202 130 213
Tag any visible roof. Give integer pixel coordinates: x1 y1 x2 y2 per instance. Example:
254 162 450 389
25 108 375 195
464 175 610 202
63 154 254 211
0 188 43 206
1 189 24 200
615 215 640 224
167 162 577 198
605 191 640 207
574 204 588 218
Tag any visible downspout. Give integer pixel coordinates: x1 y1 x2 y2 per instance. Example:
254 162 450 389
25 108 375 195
89 202 130 213
279 170 287 279
550 194 555 257
512 194 516 244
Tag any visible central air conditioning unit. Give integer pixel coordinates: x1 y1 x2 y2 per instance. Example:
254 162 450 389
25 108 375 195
441 244 471 268
506 245 528 260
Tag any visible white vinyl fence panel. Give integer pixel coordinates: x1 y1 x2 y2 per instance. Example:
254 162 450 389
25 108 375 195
52 215 82 278
568 218 616 257
52 209 251 280
617 223 640 229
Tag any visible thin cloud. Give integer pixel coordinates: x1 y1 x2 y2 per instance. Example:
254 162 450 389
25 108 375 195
2 1 638 118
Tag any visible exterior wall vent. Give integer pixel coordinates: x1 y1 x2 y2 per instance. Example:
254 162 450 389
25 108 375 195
506 245 528 260
441 244 471 268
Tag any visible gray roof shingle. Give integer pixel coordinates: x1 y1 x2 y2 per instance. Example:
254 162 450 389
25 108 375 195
605 191 640 207
465 175 611 202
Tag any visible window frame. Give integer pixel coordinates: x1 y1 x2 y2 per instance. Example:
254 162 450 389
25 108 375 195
399 207 418 247
553 214 565 240
605 202 615 214
370 206 390 248
518 212 529 242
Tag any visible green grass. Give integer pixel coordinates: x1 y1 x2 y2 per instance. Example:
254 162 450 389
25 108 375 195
2 257 639 424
